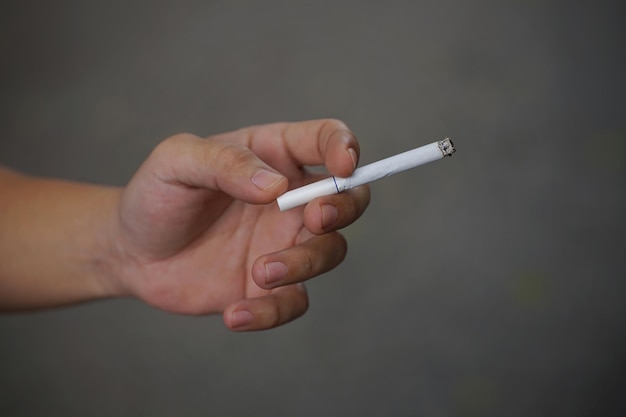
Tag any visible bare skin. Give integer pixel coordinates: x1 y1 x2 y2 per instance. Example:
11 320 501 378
0 119 370 331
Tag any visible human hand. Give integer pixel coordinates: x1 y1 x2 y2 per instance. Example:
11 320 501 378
109 119 370 331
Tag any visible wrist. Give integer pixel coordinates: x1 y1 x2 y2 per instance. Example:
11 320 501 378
0 172 130 310
90 187 134 300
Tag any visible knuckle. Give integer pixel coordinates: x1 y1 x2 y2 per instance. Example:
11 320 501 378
292 284 309 308
210 141 254 172
342 185 370 221
301 246 316 276
320 119 351 148
148 134 200 181
332 233 348 263
353 185 371 214
321 118 348 131
300 292 310 315
153 133 196 158
168 132 198 143
268 303 282 328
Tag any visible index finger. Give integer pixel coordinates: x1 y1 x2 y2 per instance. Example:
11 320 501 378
218 119 361 179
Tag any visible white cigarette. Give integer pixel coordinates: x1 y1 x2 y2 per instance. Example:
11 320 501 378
277 138 455 211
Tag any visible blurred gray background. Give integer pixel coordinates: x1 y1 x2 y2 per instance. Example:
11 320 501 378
1 0 625 416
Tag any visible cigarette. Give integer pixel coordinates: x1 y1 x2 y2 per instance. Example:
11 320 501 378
277 138 455 211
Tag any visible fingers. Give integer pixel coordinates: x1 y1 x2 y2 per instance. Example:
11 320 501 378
251 231 347 290
223 284 309 331
149 133 288 204
280 119 360 177
225 119 361 179
148 119 362 204
303 184 371 234
223 182 369 331
224 231 348 331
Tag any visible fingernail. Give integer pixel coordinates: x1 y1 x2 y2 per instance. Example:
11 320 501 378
251 169 284 190
264 262 288 285
231 310 254 328
347 148 358 170
321 204 338 229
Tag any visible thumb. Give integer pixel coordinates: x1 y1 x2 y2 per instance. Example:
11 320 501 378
150 133 288 204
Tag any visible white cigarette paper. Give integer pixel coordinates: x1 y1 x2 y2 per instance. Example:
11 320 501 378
277 138 455 211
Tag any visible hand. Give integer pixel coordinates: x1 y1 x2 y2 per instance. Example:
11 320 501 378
110 119 370 331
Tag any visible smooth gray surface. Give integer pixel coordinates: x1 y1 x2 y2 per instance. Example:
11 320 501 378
1 1 625 416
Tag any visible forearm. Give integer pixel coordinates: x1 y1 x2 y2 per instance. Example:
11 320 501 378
0 167 123 310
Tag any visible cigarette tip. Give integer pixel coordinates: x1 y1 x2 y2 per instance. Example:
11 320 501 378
438 138 456 157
